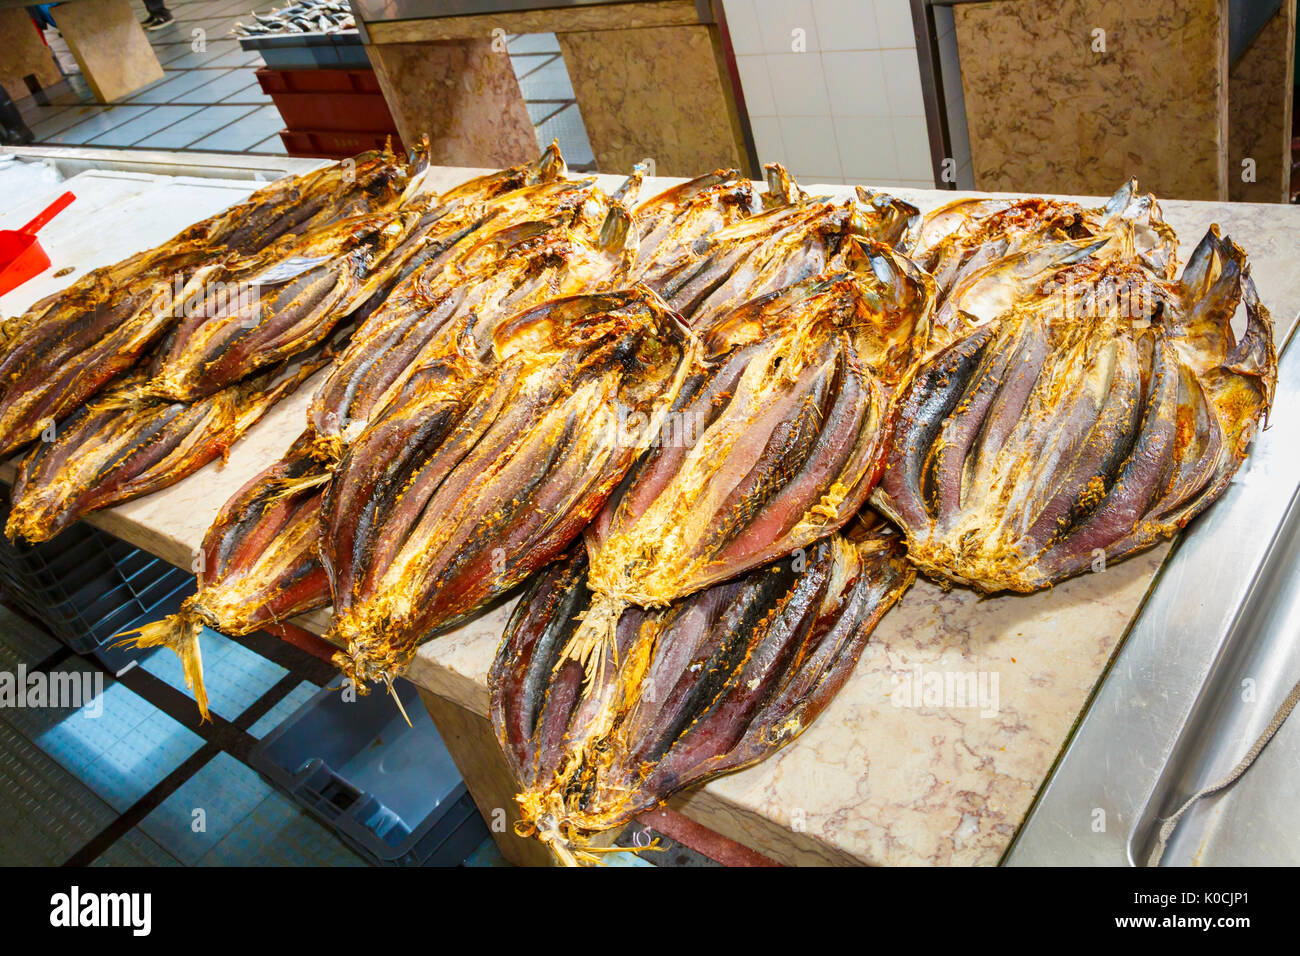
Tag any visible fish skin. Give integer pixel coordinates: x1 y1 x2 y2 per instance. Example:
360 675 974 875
5 332 338 545
323 287 697 690
113 433 334 720
0 146 412 456
874 227 1276 593
581 243 931 615
489 522 914 864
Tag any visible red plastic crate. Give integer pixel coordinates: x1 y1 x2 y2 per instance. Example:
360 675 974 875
279 128 405 160
257 67 397 135
255 67 383 95
270 91 397 133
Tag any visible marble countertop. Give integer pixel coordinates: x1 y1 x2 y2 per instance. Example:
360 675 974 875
5 159 1299 865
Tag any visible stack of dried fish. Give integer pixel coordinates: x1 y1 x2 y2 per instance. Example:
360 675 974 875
4 144 423 543
0 146 410 458
4 149 1274 866
233 0 355 38
874 223 1274 592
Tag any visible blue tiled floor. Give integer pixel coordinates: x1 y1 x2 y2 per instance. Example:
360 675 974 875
0 617 372 866
141 626 287 722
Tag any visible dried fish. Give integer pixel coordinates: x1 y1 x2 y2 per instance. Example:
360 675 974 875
6 336 334 544
324 288 697 689
565 244 931 670
0 146 411 456
490 521 913 864
874 226 1276 592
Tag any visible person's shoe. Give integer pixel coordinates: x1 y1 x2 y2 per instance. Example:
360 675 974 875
145 13 174 30
141 14 160 26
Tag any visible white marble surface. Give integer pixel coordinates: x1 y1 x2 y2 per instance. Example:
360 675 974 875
5 160 1299 866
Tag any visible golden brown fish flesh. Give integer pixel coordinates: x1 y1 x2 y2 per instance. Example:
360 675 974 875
490 522 914 864
874 226 1276 592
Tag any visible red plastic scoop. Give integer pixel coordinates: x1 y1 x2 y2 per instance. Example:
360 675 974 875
0 191 76 297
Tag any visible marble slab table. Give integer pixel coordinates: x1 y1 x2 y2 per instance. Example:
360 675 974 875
3 154 1299 865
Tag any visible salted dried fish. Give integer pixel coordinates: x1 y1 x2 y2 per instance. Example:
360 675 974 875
490 522 913 864
650 165 917 332
324 289 696 689
116 434 333 718
874 226 1275 592
907 180 1179 357
308 173 615 461
563 245 930 673
5 336 332 544
0 146 411 456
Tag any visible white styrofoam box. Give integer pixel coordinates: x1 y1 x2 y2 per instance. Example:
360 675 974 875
811 0 880 52
872 0 917 48
777 115 844 182
754 0 821 54
766 53 833 117
882 47 926 117
734 53 777 117
834 116 900 180
721 0 763 56
822 50 890 118
891 115 933 179
0 168 256 317
748 115 786 166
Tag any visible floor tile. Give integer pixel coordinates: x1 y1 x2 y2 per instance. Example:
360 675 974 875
535 103 593 167
161 41 241 70
87 106 202 147
220 82 272 104
204 47 265 69
132 104 257 149
139 752 270 864
0 721 117 866
249 134 288 155
188 105 283 151
91 828 183 866
77 708 205 811
28 105 100 140
42 106 159 145
246 681 318 739
171 69 260 103
0 607 61 671
128 67 235 104
199 788 369 866
516 58 575 101
508 32 561 54
141 626 285 719
511 53 558 79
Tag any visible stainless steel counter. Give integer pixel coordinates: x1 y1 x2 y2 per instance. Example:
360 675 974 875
1009 326 1300 866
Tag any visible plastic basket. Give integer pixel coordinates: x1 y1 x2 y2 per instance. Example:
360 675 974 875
0 507 194 657
248 678 488 866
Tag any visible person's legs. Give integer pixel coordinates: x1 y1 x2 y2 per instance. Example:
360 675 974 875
141 0 171 23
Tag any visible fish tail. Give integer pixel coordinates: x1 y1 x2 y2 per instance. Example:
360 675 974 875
113 607 210 720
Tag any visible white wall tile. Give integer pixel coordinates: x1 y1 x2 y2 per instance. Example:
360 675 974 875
872 0 916 49
721 0 763 56
821 50 889 117
735 54 776 116
881 47 925 116
835 116 899 180
811 0 879 52
754 0 820 54
778 115 844 181
766 53 832 116
749 115 785 166
891 114 932 179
